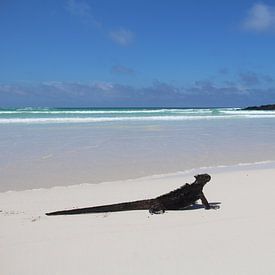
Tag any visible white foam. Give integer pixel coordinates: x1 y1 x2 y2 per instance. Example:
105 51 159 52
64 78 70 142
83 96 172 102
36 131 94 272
0 108 233 115
1 113 275 124
221 110 275 115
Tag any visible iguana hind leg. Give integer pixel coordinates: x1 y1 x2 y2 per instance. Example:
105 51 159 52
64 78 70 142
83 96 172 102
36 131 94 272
149 200 166 214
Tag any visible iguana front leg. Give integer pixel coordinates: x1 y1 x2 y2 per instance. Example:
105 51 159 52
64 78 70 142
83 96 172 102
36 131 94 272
200 192 210 209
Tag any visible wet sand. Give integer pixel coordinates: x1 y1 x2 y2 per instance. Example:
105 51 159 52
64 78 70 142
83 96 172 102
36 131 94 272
1 119 275 191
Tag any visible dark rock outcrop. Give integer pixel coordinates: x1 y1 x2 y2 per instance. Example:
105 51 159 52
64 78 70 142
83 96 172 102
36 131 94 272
242 104 275 111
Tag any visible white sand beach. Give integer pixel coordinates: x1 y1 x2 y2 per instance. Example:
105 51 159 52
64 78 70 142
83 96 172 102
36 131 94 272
1 163 275 275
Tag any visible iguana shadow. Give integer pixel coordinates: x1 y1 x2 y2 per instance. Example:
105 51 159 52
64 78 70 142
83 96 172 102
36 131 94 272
175 202 221 211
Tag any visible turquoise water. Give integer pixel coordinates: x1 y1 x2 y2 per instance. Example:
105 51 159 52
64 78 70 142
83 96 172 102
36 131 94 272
1 107 275 124
1 107 275 191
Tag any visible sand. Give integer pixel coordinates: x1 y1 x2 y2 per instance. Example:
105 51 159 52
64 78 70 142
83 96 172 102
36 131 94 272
1 164 275 275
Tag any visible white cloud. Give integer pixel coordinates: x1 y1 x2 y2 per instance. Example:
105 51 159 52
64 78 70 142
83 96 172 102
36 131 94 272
65 2 132 44
109 28 134 46
242 3 275 32
111 65 135 75
93 81 114 91
66 0 91 17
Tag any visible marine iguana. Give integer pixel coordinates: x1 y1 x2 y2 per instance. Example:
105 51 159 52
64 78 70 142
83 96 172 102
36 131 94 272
46 174 211 216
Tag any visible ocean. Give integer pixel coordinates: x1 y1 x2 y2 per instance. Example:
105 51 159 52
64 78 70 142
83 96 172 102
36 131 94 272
1 107 275 191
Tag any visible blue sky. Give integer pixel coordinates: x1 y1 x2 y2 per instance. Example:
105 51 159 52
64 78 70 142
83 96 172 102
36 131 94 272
1 0 275 107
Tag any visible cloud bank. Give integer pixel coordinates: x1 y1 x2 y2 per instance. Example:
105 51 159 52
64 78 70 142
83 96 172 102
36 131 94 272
1 74 275 108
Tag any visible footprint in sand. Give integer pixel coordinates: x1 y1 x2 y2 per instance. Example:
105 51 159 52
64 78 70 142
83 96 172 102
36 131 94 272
31 216 41 222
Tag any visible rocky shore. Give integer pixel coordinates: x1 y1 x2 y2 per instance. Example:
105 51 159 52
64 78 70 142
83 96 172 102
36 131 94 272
242 104 275 110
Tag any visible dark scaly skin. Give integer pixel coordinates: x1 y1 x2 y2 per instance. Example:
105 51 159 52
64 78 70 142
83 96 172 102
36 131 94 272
46 174 211 216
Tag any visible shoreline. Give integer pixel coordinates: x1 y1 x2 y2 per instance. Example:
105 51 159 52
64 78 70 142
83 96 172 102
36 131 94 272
1 159 275 193
1 163 275 274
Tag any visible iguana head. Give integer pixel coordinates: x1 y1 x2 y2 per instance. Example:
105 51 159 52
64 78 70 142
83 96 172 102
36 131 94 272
194 174 211 186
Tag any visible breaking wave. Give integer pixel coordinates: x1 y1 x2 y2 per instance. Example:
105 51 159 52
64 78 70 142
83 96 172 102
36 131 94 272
0 108 275 124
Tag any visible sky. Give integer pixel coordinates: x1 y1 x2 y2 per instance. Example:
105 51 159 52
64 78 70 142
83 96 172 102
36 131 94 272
0 0 275 107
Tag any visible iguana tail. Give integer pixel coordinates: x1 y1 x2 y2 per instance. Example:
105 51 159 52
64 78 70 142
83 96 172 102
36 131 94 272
46 199 153 216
